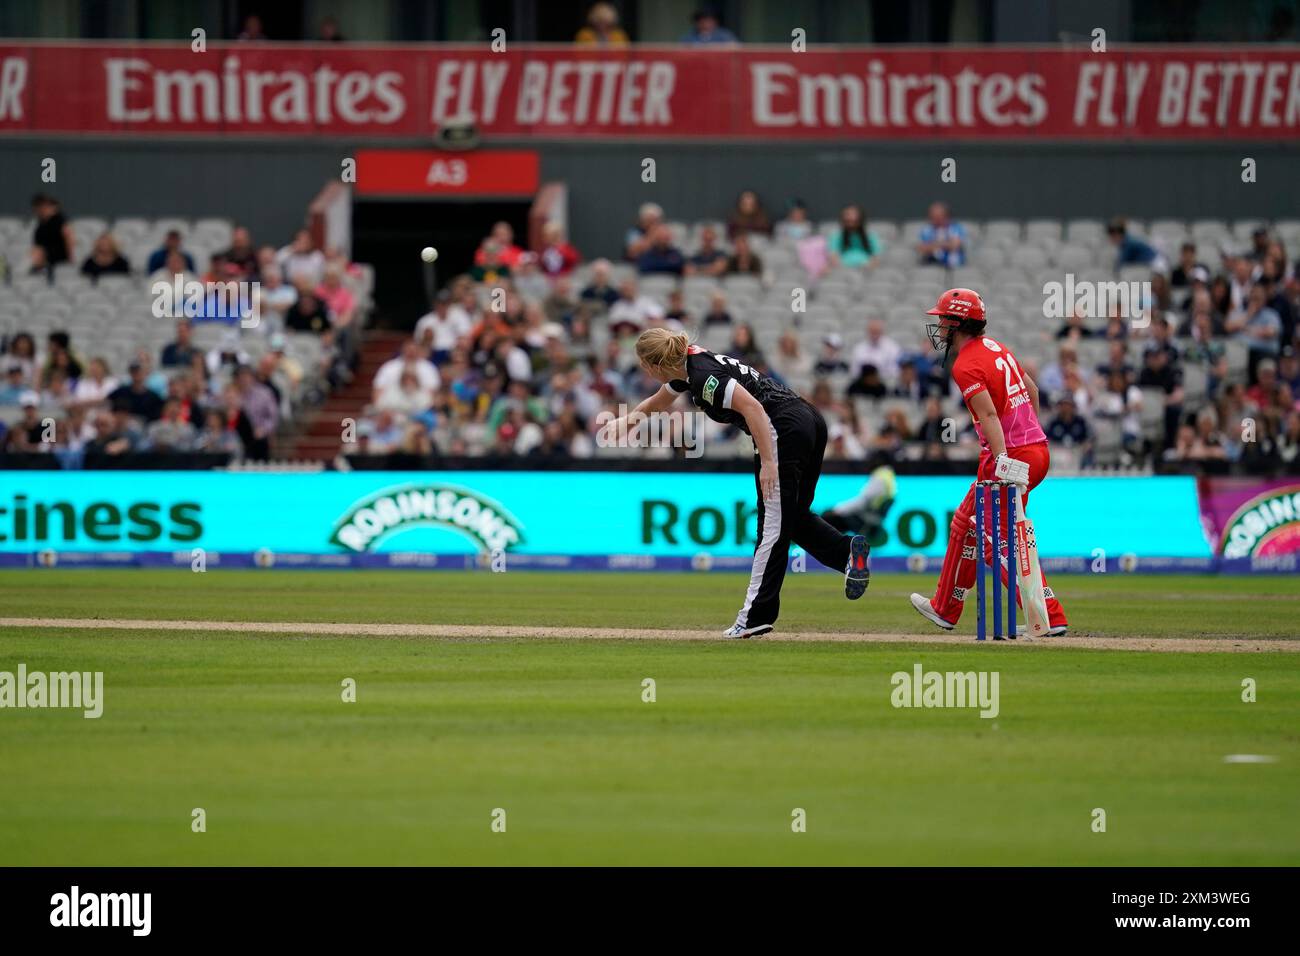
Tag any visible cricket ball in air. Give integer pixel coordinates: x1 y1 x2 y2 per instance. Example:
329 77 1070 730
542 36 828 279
421 246 439 263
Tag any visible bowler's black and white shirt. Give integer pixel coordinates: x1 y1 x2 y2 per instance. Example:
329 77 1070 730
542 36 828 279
669 345 800 434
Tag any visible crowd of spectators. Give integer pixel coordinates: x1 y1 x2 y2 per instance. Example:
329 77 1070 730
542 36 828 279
340 195 1299 473
1 200 360 462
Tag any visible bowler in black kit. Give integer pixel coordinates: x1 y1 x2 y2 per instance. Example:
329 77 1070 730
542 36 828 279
609 328 870 637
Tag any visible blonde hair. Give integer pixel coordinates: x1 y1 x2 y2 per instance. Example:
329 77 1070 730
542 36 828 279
635 328 690 373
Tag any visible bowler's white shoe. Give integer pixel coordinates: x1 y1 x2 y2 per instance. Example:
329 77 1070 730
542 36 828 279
722 622 774 639
1017 623 1069 637
909 593 956 631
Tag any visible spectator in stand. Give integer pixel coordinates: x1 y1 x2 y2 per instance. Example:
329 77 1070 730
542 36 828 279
316 264 356 329
470 242 512 283
1227 256 1256 314
223 227 259 279
415 290 472 365
257 264 298 330
847 363 887 399
194 408 243 459
664 288 690 325
373 340 441 402
149 249 198 288
1279 350 1300 394
625 203 663 260
1107 218 1161 271
1136 345 1184 449
0 365 28 404
87 403 144 456
284 285 331 334
2 333 38 386
891 359 928 401
575 3 629 45
685 226 728 277
513 252 551 302
850 319 902 383
1246 226 1272 263
1095 339 1133 386
107 361 164 422
1235 283 1283 381
1046 395 1093 460
1167 408 1228 462
636 224 685 276
775 200 814 242
80 234 130 282
727 190 771 238
1038 342 1077 398
727 323 765 369
476 222 524 270
580 259 620 313
1055 310 1094 340
1262 272 1296 351
317 16 345 40
146 230 196 274
29 193 73 276
146 398 197 451
1095 367 1145 459
237 14 266 40
206 329 250 379
916 201 967 267
538 222 581 277
1246 360 1280 410
232 365 277 460
544 276 579 326
681 7 738 43
44 332 83 382
814 334 849 375
724 233 764 277
769 330 812 384
829 204 883 270
701 290 732 326
376 368 436 419
167 371 205 426
1278 410 1300 467
607 278 665 334
278 230 326 288
69 357 118 408
1170 241 1207 290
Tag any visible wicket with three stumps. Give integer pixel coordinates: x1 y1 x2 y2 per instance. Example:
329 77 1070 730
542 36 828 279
975 480 1018 641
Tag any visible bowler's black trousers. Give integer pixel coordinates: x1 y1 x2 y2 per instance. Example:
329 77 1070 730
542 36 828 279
737 399 852 628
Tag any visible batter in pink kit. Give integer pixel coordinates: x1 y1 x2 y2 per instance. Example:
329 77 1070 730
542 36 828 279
910 288 1069 636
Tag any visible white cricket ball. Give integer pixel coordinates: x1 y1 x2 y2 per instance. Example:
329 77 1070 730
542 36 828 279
420 246 438 263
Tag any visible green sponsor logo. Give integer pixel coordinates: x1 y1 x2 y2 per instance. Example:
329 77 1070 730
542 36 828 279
330 483 524 553
701 375 720 405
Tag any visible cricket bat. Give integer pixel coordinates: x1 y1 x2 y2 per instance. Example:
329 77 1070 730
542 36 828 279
1011 485 1050 637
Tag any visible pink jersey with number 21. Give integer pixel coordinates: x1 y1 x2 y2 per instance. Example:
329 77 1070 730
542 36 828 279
951 335 1047 452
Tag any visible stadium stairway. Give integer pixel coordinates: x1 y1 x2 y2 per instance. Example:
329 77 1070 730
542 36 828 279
279 330 406 462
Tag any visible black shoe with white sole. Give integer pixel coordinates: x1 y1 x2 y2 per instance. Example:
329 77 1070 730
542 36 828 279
844 535 870 600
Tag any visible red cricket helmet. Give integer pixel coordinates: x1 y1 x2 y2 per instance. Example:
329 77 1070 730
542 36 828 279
924 287 986 352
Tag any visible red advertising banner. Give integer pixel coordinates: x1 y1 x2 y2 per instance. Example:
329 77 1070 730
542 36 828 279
353 149 539 195
0 43 1297 140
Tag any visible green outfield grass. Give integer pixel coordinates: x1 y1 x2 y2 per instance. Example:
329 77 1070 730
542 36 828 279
0 570 1298 865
